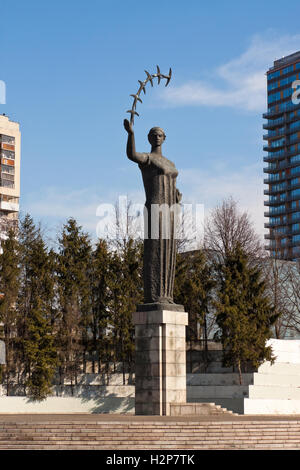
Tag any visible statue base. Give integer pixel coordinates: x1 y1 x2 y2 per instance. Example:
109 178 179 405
133 308 188 416
137 302 185 312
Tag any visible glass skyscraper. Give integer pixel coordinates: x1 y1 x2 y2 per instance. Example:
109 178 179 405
264 51 300 260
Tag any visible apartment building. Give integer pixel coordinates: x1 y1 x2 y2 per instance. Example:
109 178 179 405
0 114 20 240
264 51 300 259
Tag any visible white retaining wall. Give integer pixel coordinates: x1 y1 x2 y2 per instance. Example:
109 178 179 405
187 339 300 414
0 396 135 414
0 339 299 415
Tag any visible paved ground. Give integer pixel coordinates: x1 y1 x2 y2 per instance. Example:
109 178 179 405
0 413 299 422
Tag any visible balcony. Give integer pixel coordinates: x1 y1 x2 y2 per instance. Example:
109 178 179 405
265 184 300 198
265 212 300 228
0 180 14 189
264 200 287 206
264 221 286 228
263 145 300 163
262 203 300 216
0 201 19 212
263 112 300 130
264 232 286 240
266 239 300 250
263 128 286 140
265 227 300 239
264 185 287 195
264 209 287 217
263 152 286 163
264 176 284 184
263 120 284 131
263 125 300 141
264 170 300 185
263 158 300 173
263 109 284 119
0 142 14 152
263 101 300 119
263 141 286 152
264 244 292 252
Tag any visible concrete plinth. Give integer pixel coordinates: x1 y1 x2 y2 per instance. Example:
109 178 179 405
133 309 188 415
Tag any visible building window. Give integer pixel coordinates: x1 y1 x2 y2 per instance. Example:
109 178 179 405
270 205 286 214
271 182 286 191
0 134 15 145
291 155 300 164
1 164 14 175
0 149 15 160
270 217 281 225
270 138 285 148
268 70 281 80
291 188 300 198
0 179 14 188
290 132 300 143
282 65 294 75
290 121 300 132
292 211 300 220
291 178 300 186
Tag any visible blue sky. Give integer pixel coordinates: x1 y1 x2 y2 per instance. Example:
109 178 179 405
2 0 300 243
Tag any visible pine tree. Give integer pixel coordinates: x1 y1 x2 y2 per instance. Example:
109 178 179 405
18 217 57 400
109 238 143 384
56 218 92 387
16 214 40 391
215 244 277 384
24 296 57 400
90 239 113 376
174 249 215 347
0 228 20 395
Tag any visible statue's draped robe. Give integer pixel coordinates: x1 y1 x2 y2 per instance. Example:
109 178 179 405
139 153 179 304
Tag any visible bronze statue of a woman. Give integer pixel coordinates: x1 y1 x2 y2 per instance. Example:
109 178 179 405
124 118 182 310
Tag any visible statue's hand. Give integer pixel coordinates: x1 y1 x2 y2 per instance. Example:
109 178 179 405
176 189 182 203
123 119 134 135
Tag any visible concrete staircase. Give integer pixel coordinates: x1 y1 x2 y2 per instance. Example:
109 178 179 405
187 339 300 415
0 418 300 449
169 402 237 416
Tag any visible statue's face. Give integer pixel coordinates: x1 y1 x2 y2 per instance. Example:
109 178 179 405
148 128 165 147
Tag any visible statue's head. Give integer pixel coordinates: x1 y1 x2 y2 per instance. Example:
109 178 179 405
148 127 166 147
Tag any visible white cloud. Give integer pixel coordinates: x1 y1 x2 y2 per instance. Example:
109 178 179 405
21 186 146 242
160 32 300 112
22 161 267 245
178 162 266 242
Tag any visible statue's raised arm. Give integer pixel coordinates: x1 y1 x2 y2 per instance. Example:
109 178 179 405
123 119 148 165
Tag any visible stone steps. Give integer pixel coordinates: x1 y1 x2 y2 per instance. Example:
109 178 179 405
248 385 300 399
187 373 254 386
0 419 299 449
169 402 237 416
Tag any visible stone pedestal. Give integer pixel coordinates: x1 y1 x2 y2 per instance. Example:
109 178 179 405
133 309 188 415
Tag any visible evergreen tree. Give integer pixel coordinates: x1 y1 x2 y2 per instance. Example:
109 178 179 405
109 238 143 384
174 249 215 347
215 245 277 384
56 218 92 387
12 215 57 399
90 239 113 376
16 214 40 390
0 228 20 395
18 217 57 399
24 296 57 400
